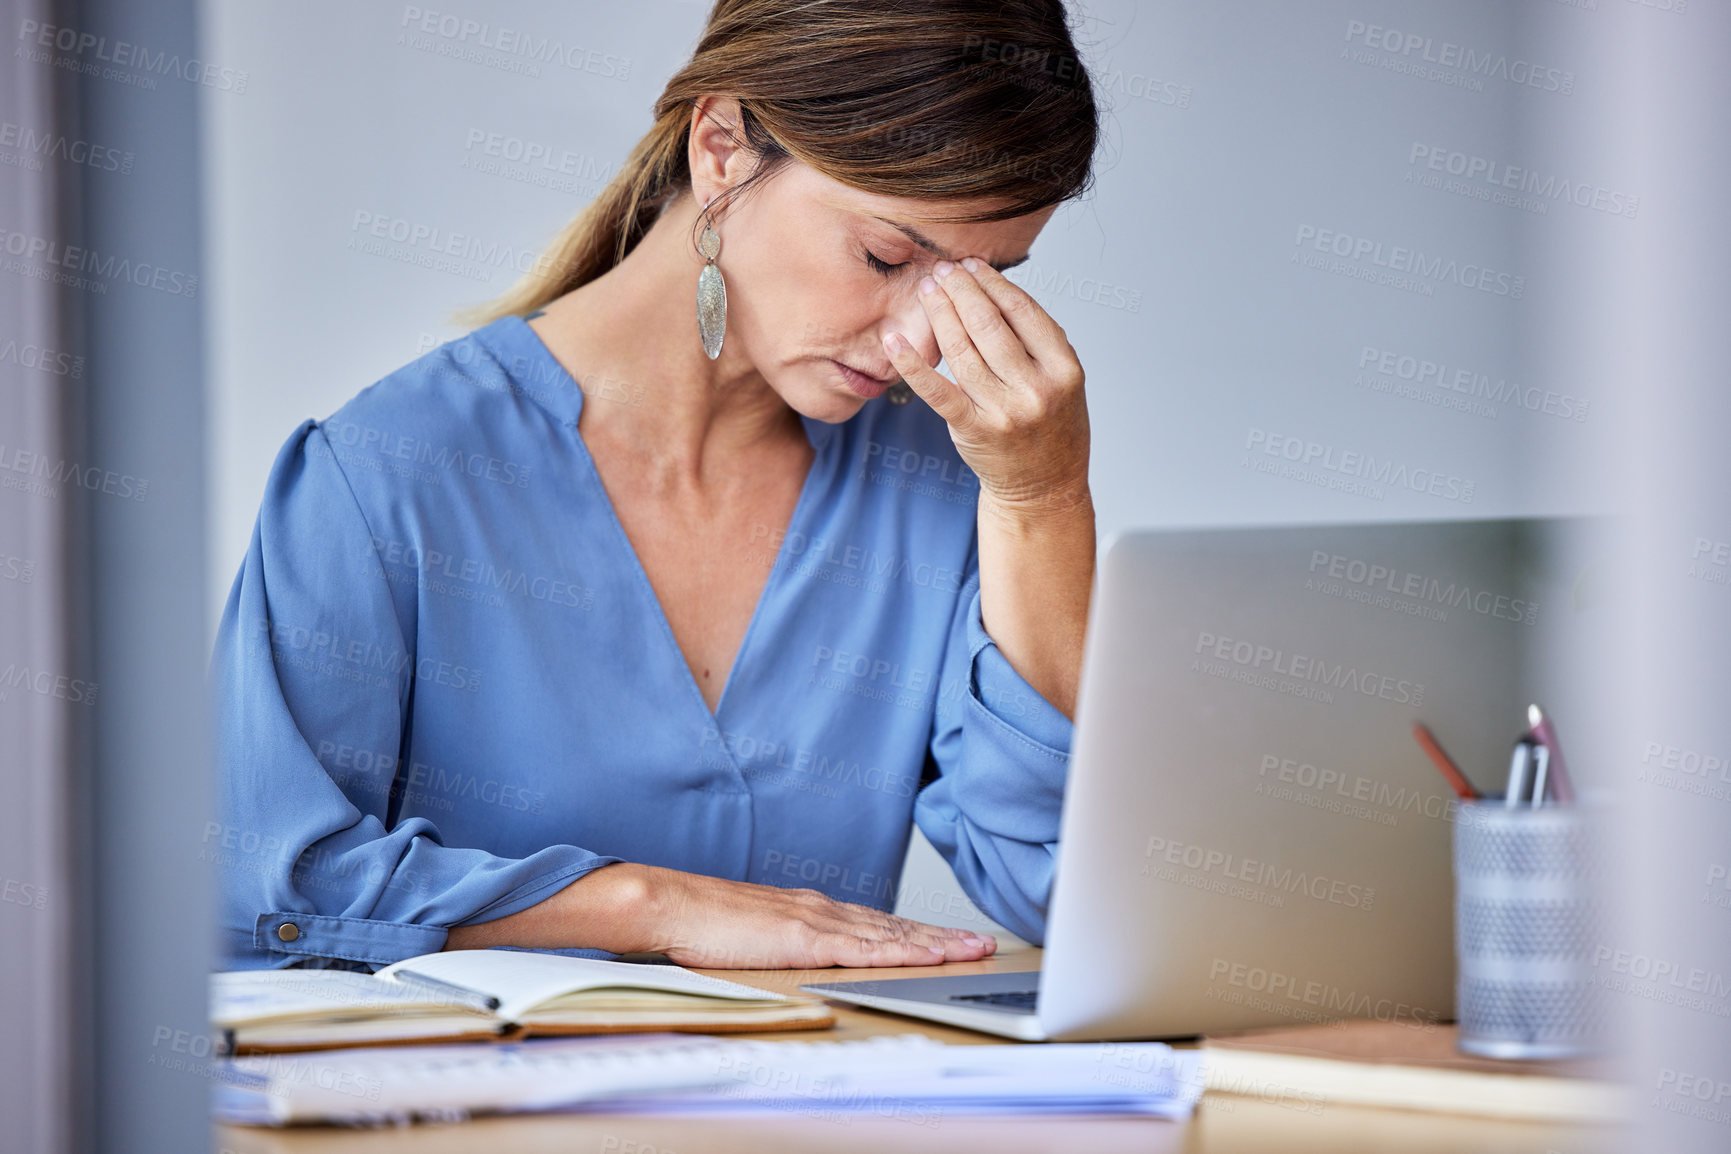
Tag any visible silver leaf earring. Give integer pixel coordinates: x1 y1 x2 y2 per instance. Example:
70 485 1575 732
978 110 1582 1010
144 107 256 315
696 208 726 360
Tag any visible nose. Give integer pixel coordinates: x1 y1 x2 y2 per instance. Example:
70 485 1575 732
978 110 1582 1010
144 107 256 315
883 296 941 372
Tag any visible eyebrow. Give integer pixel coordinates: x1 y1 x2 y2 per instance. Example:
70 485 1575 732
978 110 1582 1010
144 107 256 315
870 215 1030 272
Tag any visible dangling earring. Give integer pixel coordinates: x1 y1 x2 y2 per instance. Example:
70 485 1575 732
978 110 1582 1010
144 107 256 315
696 206 726 360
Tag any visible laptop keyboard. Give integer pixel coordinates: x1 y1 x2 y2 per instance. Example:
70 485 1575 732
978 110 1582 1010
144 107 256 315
947 989 1038 1011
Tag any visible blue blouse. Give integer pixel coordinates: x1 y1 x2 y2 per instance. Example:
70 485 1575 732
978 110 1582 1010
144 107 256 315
209 315 1074 970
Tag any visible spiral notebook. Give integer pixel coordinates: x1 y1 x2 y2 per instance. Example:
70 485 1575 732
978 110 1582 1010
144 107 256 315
211 949 833 1054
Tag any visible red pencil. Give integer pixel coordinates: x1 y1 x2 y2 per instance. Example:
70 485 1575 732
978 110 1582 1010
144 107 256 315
1412 722 1480 800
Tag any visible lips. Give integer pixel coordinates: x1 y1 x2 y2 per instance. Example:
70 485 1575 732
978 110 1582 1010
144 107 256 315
839 361 897 386
832 359 897 398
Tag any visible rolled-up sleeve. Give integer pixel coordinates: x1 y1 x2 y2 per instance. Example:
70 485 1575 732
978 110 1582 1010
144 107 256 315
209 420 619 970
914 557 1074 944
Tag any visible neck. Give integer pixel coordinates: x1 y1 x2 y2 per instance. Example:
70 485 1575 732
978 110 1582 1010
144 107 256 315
529 192 805 490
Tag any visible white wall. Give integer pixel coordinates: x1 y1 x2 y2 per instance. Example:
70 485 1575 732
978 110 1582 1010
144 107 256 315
199 0 1624 940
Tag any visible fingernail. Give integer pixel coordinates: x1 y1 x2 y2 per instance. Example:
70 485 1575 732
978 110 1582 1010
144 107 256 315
962 936 986 948
919 276 937 295
882 332 904 353
961 257 980 273
928 946 946 956
933 260 954 279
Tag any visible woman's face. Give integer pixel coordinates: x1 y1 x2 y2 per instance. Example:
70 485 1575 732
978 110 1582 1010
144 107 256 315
698 154 1057 424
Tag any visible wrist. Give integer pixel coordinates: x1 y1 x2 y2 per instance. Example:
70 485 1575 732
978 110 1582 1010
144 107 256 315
567 861 662 953
978 480 1094 530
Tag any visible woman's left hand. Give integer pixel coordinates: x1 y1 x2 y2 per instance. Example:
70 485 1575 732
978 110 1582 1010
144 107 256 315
882 258 1091 514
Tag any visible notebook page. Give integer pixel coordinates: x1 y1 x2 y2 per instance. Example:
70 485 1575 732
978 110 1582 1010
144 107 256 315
211 969 489 1026
375 949 789 1022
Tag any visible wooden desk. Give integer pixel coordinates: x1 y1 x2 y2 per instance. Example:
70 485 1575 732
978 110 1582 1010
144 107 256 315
214 947 1623 1154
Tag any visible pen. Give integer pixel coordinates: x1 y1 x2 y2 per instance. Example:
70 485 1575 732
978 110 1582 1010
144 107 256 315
1528 743 1550 809
1412 722 1479 800
389 968 501 1012
1526 704 1575 804
1504 740 1534 808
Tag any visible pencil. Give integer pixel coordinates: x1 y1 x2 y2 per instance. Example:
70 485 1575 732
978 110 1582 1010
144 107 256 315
1412 722 1480 800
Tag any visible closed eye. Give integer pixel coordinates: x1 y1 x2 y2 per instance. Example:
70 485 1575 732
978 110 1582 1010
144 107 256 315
865 251 909 277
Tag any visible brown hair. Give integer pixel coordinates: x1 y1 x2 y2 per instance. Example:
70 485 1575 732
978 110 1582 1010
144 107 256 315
459 0 1100 326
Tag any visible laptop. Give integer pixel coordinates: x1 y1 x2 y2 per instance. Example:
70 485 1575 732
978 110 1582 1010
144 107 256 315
802 518 1609 1040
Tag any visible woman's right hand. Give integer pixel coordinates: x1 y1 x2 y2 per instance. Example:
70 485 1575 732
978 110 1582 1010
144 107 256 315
444 861 998 968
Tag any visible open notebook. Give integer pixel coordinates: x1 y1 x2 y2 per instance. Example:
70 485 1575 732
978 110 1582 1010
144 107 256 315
212 949 834 1053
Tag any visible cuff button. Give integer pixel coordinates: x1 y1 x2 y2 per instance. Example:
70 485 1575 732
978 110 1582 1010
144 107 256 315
276 922 300 943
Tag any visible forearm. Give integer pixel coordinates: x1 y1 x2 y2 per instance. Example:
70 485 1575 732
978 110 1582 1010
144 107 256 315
444 861 995 967
975 484 1096 721
444 861 656 952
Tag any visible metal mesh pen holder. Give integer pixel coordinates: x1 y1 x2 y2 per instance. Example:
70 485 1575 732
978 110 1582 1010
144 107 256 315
1453 800 1608 1059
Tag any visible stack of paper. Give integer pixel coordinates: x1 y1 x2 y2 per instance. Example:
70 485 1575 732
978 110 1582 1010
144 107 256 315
212 1033 1206 1126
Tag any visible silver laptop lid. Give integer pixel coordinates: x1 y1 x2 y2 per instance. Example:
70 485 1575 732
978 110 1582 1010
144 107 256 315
1038 517 1608 1040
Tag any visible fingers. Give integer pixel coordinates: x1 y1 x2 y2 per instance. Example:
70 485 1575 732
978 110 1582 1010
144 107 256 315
953 257 1075 377
808 901 997 967
925 261 1041 387
882 331 972 426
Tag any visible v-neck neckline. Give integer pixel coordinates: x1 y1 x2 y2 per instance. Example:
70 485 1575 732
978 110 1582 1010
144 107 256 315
496 315 834 742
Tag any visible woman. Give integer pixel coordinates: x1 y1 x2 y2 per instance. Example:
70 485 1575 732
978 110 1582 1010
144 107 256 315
213 0 1100 971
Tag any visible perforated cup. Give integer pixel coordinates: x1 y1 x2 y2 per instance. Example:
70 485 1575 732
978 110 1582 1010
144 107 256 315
1453 800 1608 1059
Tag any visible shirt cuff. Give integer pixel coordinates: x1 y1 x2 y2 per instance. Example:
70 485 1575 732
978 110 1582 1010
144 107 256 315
253 911 447 967
964 582 1075 758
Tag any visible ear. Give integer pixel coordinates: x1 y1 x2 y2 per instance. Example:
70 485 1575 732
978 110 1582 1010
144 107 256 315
688 95 748 215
